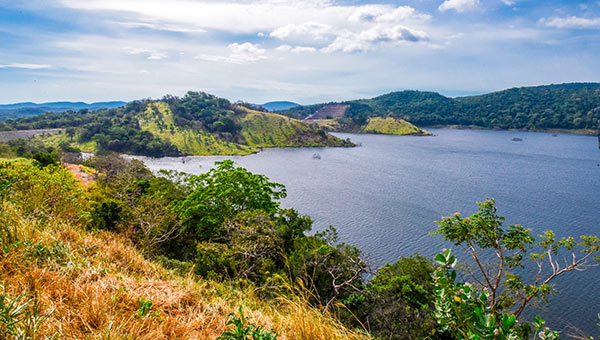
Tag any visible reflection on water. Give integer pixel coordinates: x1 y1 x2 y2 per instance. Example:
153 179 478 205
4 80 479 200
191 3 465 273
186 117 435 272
134 128 600 335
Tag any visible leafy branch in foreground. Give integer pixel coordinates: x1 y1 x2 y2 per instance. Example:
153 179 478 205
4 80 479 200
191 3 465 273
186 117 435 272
434 198 600 320
433 249 562 339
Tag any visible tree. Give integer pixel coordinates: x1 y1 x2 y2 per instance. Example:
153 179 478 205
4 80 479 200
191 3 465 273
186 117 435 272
434 198 600 321
432 249 560 340
354 255 439 340
176 160 286 241
130 190 181 257
288 227 367 312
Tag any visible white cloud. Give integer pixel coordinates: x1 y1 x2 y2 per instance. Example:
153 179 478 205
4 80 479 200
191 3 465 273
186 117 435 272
275 45 293 52
0 63 52 69
438 0 479 12
276 45 317 53
540 16 600 29
291 46 317 53
123 47 168 60
501 0 516 6
147 52 167 60
196 42 267 64
349 5 430 23
323 25 428 53
270 22 332 42
57 0 431 54
113 21 206 33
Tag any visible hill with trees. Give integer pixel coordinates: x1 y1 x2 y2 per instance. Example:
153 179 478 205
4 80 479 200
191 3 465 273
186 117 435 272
281 83 600 133
0 92 351 157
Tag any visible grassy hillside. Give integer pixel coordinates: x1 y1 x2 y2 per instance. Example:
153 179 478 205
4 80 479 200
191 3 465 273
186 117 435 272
139 102 255 155
281 83 600 133
361 117 431 135
240 109 349 147
1 92 352 157
0 158 369 339
306 115 430 136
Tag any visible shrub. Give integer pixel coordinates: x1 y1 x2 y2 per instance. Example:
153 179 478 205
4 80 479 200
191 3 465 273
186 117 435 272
216 307 278 340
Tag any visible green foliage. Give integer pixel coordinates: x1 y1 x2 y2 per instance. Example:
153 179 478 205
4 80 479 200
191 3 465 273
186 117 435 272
352 255 439 340
434 198 600 319
433 249 537 339
0 160 89 224
88 200 122 231
135 298 157 318
431 249 585 340
216 307 278 340
31 152 58 168
177 160 286 241
153 256 194 277
287 227 367 311
86 155 184 256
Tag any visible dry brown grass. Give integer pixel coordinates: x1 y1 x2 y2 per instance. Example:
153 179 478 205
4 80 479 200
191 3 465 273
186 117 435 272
0 203 370 340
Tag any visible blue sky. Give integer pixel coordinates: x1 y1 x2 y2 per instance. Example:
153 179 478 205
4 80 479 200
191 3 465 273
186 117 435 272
0 0 599 104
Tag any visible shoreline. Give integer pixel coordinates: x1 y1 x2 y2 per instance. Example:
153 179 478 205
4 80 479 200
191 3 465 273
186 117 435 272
423 125 598 136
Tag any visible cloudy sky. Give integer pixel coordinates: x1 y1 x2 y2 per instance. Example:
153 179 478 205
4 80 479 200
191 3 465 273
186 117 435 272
0 0 599 104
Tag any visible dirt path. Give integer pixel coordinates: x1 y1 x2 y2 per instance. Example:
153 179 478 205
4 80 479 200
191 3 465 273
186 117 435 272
64 163 95 188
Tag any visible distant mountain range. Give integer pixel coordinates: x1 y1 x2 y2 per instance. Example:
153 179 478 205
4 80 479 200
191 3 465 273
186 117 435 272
0 101 126 119
261 101 299 111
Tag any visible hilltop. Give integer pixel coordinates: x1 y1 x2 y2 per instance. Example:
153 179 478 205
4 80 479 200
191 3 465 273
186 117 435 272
0 92 352 157
281 82 600 134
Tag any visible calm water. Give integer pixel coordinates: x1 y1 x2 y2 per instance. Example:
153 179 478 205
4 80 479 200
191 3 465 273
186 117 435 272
134 129 600 335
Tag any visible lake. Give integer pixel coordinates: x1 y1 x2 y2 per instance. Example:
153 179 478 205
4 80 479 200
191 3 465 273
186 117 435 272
133 128 600 336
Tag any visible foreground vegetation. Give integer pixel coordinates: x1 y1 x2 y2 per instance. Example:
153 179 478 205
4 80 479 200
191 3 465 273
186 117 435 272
1 152 599 339
282 83 600 133
0 92 352 157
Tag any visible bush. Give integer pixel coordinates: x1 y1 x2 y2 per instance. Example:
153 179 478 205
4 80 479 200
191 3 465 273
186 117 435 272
0 160 89 224
31 152 58 168
216 307 278 340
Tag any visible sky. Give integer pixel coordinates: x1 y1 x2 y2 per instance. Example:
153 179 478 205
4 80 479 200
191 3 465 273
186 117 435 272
0 0 599 104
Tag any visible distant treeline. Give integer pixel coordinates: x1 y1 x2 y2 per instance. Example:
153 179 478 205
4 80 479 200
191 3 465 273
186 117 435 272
282 83 600 131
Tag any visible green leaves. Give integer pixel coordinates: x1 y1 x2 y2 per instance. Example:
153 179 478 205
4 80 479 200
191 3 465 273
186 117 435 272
432 249 558 340
177 160 286 241
216 307 278 340
135 298 154 318
434 198 533 255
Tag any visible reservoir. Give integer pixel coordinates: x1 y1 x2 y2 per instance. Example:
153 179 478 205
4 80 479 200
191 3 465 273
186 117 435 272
134 128 600 335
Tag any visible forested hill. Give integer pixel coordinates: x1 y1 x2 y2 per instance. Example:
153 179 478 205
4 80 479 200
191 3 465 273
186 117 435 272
0 91 351 157
282 83 600 132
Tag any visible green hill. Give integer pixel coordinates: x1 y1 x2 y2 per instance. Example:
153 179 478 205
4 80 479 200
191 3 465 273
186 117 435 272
0 92 352 157
361 117 431 135
282 83 600 133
